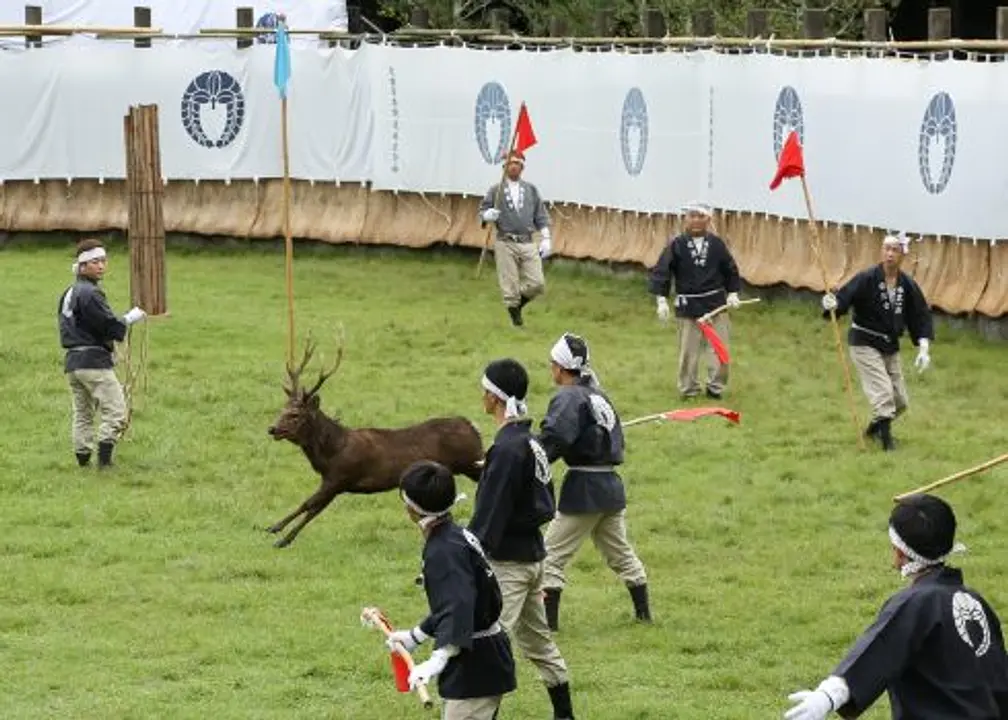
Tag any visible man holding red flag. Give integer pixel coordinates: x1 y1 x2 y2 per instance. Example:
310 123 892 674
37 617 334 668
479 103 552 327
647 202 742 399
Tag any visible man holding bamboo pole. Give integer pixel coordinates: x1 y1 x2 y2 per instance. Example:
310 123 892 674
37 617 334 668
477 103 551 328
820 234 934 452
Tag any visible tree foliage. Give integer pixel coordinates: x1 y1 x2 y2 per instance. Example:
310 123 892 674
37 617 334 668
377 1 890 40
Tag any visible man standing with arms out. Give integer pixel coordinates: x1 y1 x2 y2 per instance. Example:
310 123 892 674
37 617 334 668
57 238 147 469
468 358 576 720
538 333 651 633
819 233 934 451
647 202 742 399
478 149 552 327
783 493 1008 720
387 460 517 720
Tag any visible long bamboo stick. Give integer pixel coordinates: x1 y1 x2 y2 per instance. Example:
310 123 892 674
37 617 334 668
893 453 1008 502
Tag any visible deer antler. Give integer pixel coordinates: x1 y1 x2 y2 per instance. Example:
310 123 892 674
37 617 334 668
303 324 346 398
285 334 318 395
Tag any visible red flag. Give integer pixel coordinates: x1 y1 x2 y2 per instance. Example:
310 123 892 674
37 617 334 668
769 130 805 190
391 652 410 692
513 102 537 154
697 320 730 365
663 407 741 424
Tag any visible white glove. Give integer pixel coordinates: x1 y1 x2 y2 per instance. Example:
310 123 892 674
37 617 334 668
914 338 931 373
727 292 741 309
123 306 147 325
821 293 838 312
386 626 427 654
539 237 552 259
408 646 456 690
784 676 849 720
481 208 501 223
656 296 670 323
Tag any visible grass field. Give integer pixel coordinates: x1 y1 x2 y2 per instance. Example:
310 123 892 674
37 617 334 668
1 238 1005 720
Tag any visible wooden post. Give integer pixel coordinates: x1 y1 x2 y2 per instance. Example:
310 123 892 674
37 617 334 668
998 6 1008 39
863 8 887 42
644 8 666 38
746 9 768 38
123 104 167 317
236 7 253 49
25 5 42 48
928 7 952 40
594 8 614 36
410 7 429 29
803 8 827 39
549 16 569 37
692 9 715 36
133 6 151 48
347 2 362 33
489 8 509 33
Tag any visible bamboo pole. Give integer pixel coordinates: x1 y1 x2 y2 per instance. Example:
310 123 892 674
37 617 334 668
893 453 1008 502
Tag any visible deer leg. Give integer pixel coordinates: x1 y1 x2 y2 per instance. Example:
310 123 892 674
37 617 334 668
273 486 341 548
266 504 309 535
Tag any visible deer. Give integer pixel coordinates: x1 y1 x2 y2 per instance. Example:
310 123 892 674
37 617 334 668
265 331 485 548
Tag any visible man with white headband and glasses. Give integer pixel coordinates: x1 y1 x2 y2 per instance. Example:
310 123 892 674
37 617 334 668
57 238 147 469
537 333 651 632
478 149 552 327
468 358 576 720
820 232 934 451
647 201 742 400
386 460 516 719
783 493 1008 720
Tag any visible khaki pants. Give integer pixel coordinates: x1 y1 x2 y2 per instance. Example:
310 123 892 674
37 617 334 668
68 368 127 452
543 510 647 591
677 314 730 396
494 239 545 307
442 696 501 720
490 560 568 687
849 345 909 421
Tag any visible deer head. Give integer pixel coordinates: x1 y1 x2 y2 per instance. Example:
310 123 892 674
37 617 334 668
268 328 345 442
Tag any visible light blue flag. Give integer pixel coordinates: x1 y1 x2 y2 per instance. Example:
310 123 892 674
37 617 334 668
273 19 291 99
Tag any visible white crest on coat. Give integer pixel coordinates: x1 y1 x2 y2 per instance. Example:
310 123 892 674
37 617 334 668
952 591 991 657
529 438 552 485
589 394 617 432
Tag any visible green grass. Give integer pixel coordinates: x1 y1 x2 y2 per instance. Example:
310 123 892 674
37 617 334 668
1 239 1005 719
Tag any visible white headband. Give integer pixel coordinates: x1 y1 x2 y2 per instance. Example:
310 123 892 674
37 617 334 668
72 247 107 274
401 490 467 530
889 525 966 578
481 375 527 419
550 336 602 390
883 233 911 254
682 201 712 217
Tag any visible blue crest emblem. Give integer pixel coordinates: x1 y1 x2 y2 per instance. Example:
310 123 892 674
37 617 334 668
181 71 246 149
474 82 511 165
620 88 648 176
918 92 956 194
254 12 279 44
773 86 804 158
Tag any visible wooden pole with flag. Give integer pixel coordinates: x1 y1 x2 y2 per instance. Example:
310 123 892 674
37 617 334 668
770 131 866 450
274 15 295 367
476 101 538 277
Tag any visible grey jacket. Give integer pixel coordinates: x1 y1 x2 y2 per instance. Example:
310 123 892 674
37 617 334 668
478 179 550 243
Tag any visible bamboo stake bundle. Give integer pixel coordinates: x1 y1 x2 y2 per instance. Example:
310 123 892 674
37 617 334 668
123 104 166 316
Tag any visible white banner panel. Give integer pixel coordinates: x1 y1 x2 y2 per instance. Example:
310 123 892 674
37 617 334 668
0 43 372 182
708 52 1008 240
0 42 1005 239
366 44 708 213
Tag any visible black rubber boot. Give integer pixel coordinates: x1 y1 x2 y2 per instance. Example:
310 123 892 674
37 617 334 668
98 440 115 469
519 294 532 309
628 583 652 623
507 306 523 327
547 681 575 720
865 418 881 440
543 588 561 632
76 451 91 467
877 418 896 451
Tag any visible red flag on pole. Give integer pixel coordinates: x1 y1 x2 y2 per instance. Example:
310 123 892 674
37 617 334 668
514 102 537 154
391 652 410 692
697 320 730 364
663 407 741 424
769 130 806 190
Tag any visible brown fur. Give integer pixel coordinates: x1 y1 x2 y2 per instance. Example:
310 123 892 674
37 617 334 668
265 334 484 548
